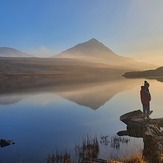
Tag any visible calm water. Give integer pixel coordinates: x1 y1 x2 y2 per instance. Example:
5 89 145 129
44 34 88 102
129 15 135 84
0 78 163 162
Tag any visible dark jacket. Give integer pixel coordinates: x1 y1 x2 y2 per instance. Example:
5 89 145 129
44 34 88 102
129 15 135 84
140 86 151 104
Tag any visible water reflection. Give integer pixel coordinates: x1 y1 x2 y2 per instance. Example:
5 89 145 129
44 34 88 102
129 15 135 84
57 79 141 110
0 94 28 105
0 78 142 110
0 78 162 162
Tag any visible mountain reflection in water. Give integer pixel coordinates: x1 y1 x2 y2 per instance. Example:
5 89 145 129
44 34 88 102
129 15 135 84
0 78 163 162
0 78 141 109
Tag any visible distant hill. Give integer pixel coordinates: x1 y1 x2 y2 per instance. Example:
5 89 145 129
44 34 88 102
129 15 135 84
0 57 126 79
55 38 156 70
0 47 31 57
123 66 163 82
0 57 130 95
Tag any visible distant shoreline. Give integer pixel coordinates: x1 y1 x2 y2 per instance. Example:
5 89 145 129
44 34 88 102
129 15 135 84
123 67 163 82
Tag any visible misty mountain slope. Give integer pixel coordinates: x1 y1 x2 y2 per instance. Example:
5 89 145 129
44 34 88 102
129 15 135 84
0 47 31 57
55 38 156 70
56 38 132 62
0 57 126 77
0 57 129 94
57 38 117 57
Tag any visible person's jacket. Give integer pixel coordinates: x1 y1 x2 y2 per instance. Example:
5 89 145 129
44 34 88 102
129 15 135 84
140 86 151 104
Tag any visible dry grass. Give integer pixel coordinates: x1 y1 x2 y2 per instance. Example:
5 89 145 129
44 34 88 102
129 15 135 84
110 155 147 163
122 155 147 163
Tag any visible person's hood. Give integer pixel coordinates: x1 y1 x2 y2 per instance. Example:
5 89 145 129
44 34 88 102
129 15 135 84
141 86 145 90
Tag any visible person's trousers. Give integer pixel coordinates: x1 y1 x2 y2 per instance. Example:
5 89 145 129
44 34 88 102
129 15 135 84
142 103 150 116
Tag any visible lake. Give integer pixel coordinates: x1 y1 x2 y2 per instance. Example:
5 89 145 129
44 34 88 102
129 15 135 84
0 78 162 163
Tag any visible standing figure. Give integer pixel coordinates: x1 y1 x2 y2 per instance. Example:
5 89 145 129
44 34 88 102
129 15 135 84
140 81 151 118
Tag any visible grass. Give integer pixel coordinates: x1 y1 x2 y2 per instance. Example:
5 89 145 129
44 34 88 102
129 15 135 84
121 155 147 163
46 135 142 163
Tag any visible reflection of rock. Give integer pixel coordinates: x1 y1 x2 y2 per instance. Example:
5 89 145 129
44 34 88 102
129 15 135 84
0 139 15 148
117 110 163 163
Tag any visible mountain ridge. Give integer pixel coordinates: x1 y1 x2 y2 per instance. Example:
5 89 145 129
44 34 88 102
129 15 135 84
1 39 158 70
56 38 121 58
0 47 31 57
55 38 156 70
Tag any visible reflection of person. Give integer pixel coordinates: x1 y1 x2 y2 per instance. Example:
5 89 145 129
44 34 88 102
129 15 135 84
140 81 151 118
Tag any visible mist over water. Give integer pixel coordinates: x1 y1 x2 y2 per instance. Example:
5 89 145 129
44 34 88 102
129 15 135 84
0 78 162 162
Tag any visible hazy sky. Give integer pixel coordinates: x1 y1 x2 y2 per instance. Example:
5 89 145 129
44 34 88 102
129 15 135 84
0 0 163 65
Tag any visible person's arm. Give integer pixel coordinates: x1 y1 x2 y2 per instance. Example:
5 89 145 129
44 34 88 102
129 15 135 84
140 90 143 103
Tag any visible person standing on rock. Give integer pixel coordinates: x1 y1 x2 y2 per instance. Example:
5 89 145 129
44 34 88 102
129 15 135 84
140 81 151 118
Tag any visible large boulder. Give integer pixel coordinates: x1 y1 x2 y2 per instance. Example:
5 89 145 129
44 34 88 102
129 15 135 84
118 110 163 163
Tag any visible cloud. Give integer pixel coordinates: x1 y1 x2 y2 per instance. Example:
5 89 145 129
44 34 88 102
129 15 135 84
29 46 56 58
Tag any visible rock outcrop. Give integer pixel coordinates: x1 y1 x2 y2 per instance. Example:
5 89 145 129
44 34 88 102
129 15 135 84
117 110 163 163
0 139 15 147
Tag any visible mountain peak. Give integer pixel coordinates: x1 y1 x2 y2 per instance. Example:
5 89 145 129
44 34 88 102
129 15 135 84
88 38 99 42
85 38 104 46
73 38 111 52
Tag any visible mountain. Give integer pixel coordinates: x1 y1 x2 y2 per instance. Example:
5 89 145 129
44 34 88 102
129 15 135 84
57 38 117 58
0 47 31 57
123 66 163 82
55 38 156 70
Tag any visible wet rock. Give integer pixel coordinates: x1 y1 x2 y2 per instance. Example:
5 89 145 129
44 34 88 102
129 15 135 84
118 110 163 163
0 139 15 147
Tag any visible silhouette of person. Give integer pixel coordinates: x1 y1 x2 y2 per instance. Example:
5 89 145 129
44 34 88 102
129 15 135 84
140 81 151 118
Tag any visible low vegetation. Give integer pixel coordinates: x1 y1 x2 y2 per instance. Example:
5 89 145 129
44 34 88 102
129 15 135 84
46 135 143 163
121 156 147 163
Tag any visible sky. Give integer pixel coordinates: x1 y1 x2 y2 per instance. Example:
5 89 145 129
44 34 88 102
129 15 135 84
0 0 163 65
